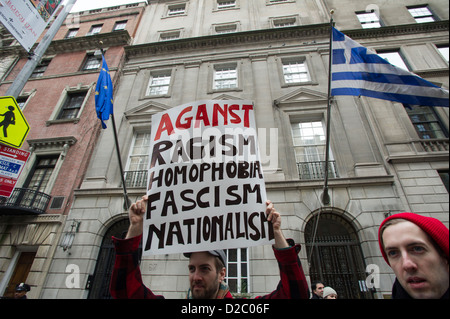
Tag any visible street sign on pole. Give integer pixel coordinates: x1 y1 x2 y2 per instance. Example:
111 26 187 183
0 144 30 198
0 0 63 52
0 96 30 149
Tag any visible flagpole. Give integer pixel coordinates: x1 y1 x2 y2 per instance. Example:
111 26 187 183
111 113 132 211
100 48 131 211
321 10 335 206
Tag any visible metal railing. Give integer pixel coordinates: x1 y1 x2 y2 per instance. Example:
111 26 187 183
0 188 51 215
124 170 147 188
297 161 338 180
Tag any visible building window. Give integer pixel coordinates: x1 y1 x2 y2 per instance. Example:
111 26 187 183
65 28 79 38
214 65 238 90
15 97 28 110
30 58 52 78
167 3 186 16
404 105 448 139
272 17 297 28
57 92 86 120
214 24 238 34
87 24 103 36
146 71 171 96
438 170 449 193
160 30 181 41
23 156 59 194
356 11 382 29
225 248 249 295
282 58 310 84
378 51 410 71
125 132 151 188
217 0 236 10
291 120 337 180
407 5 437 23
82 53 102 71
113 20 127 31
437 45 449 63
268 0 290 4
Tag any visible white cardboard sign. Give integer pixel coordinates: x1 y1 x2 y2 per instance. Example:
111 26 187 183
143 100 274 256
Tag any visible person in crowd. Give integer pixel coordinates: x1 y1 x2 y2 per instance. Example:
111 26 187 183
110 196 310 299
378 212 449 299
14 283 30 299
310 281 324 299
322 286 337 299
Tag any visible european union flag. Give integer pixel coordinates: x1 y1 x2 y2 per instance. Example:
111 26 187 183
95 55 114 129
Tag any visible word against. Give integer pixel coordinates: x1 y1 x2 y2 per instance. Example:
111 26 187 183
365 264 380 289
65 264 80 289
181 303 270 316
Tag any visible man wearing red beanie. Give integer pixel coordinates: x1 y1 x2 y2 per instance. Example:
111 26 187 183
379 213 449 299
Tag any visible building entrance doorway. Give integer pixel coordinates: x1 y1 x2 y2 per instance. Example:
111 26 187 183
87 219 139 299
305 212 373 299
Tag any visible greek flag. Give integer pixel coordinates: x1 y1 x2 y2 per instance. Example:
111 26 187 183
95 55 114 129
331 27 449 107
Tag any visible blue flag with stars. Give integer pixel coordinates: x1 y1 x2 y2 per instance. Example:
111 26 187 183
95 55 114 129
331 27 449 107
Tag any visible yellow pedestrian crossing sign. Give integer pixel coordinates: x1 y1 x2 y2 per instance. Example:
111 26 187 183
0 96 30 149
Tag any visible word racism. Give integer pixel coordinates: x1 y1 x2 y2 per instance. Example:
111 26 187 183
143 100 273 256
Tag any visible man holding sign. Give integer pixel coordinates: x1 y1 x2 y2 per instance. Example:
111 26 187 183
110 100 309 299
110 197 309 299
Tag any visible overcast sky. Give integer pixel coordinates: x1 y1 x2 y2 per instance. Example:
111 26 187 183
65 0 147 12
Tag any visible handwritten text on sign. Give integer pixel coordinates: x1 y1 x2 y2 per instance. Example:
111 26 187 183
143 100 273 255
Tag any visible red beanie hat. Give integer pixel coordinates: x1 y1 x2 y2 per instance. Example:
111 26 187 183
378 212 449 265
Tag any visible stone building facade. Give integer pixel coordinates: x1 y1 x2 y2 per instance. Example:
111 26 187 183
2 0 448 299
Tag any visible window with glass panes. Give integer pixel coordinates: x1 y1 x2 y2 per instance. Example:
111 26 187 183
83 54 102 70
214 66 238 89
217 0 236 10
408 5 436 23
30 58 51 78
225 248 249 294
291 120 337 179
57 92 86 119
125 132 151 187
356 11 382 28
404 105 448 139
147 72 171 95
282 59 310 83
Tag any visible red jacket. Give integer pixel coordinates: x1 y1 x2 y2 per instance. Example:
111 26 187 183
110 235 309 299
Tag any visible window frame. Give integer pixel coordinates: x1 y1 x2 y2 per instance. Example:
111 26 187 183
87 24 103 36
142 68 175 98
277 56 315 87
407 5 438 23
47 85 93 125
82 53 102 71
356 10 383 29
225 248 250 295
209 62 242 93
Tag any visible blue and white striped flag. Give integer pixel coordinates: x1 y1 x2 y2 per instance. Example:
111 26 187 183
331 27 449 107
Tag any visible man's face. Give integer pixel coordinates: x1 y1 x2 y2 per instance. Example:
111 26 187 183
188 252 225 299
314 283 324 297
14 291 26 299
382 221 449 299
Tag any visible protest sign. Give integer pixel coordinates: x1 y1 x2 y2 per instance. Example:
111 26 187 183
143 100 274 256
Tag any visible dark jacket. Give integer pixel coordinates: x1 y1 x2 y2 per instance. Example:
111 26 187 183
110 234 310 299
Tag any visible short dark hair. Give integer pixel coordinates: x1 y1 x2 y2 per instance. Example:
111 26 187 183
311 281 324 291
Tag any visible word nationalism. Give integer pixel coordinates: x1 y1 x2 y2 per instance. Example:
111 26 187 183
144 210 274 251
